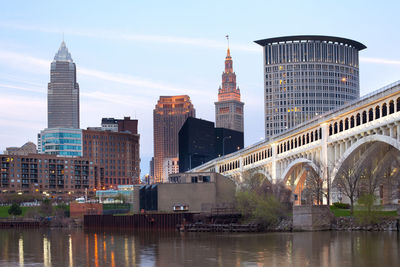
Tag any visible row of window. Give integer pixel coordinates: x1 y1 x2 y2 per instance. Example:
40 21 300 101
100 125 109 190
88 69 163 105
265 42 359 66
278 128 323 154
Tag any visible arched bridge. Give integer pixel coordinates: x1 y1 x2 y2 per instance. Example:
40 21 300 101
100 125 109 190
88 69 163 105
190 81 400 204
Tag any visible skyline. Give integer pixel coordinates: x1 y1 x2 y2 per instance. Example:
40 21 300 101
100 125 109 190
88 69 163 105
1 1 400 176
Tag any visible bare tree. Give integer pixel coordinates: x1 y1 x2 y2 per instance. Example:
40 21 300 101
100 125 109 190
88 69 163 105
333 159 361 215
302 159 335 206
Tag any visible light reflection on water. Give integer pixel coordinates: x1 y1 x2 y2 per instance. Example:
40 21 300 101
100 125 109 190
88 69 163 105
0 229 398 267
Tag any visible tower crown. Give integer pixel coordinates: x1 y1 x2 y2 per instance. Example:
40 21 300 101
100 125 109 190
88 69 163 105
54 41 73 62
218 47 240 102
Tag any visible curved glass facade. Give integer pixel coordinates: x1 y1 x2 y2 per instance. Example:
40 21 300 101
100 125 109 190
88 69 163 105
255 36 366 139
38 128 82 157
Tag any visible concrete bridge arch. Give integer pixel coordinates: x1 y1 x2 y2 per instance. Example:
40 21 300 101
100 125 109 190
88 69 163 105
331 134 400 181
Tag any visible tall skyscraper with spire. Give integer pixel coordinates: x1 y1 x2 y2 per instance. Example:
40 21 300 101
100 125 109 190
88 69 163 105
48 41 80 128
215 44 244 132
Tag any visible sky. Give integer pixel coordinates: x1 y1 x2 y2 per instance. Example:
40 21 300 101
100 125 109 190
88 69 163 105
1 0 400 176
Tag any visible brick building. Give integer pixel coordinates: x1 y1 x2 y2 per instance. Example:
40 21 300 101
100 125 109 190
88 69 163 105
0 154 96 195
82 117 140 189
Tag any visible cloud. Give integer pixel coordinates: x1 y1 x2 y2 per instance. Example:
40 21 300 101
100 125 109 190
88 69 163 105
360 57 400 66
0 49 208 97
0 22 260 53
0 83 44 94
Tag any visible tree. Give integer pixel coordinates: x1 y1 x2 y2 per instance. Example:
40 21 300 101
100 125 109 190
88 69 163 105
333 159 361 215
236 169 292 227
354 193 382 224
8 203 22 217
40 198 53 216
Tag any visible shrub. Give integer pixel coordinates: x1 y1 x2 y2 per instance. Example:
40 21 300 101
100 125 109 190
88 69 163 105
354 194 382 224
236 191 289 227
332 202 350 209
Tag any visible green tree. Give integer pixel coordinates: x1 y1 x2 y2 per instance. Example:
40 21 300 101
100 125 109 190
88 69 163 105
354 193 382 224
8 203 22 217
236 170 292 227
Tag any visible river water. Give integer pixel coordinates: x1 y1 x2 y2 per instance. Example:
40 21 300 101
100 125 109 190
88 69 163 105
0 229 398 266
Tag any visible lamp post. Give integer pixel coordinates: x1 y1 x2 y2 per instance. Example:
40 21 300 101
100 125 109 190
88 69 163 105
222 136 231 156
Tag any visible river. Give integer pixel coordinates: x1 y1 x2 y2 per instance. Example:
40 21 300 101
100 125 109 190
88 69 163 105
0 229 399 266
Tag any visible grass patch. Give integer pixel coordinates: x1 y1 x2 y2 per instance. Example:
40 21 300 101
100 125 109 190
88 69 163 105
330 206 351 217
330 206 398 217
0 206 32 218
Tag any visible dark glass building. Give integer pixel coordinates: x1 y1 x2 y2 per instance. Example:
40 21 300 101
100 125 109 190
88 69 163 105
215 127 244 157
48 41 80 129
178 117 244 172
179 117 216 172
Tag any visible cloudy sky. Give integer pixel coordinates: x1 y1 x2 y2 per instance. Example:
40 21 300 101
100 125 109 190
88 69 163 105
1 0 400 176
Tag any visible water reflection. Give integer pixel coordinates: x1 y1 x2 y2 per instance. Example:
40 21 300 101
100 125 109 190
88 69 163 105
68 235 73 267
18 235 23 267
43 236 51 267
0 229 398 267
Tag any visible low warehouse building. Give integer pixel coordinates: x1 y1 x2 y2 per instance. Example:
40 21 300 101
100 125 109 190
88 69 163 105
133 172 236 213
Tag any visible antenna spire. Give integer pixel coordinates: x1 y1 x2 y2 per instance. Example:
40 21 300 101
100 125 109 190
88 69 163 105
225 34 229 49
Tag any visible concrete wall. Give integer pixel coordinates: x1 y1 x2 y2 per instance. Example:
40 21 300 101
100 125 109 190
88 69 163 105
215 173 236 207
157 183 217 213
293 205 333 231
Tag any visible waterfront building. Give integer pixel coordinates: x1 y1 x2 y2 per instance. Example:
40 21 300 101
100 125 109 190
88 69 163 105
0 154 95 195
153 95 195 183
83 117 140 189
178 117 244 172
215 47 244 132
136 172 236 213
38 128 83 156
255 35 366 140
48 41 80 129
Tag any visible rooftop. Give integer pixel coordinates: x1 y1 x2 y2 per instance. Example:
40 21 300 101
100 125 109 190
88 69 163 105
53 41 73 62
254 35 366 50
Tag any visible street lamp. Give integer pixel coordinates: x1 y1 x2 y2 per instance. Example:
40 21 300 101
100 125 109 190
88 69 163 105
222 136 231 156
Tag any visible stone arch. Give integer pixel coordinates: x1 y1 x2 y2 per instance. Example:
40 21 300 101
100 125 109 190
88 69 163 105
331 134 400 180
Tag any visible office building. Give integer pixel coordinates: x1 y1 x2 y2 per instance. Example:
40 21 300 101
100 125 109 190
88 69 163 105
153 95 195 183
178 117 244 172
38 128 83 156
255 35 366 139
101 117 138 134
83 117 140 188
215 127 244 157
179 117 216 172
162 157 179 181
215 47 244 132
48 41 80 129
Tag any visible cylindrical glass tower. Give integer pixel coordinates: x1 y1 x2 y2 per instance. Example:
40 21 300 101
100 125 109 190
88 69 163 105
255 35 366 140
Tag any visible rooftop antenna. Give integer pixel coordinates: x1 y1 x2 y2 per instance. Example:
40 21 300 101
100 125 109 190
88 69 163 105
225 34 229 49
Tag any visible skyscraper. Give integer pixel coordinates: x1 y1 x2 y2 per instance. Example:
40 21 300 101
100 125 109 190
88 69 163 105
255 35 366 140
215 47 244 132
153 95 195 183
48 41 80 129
